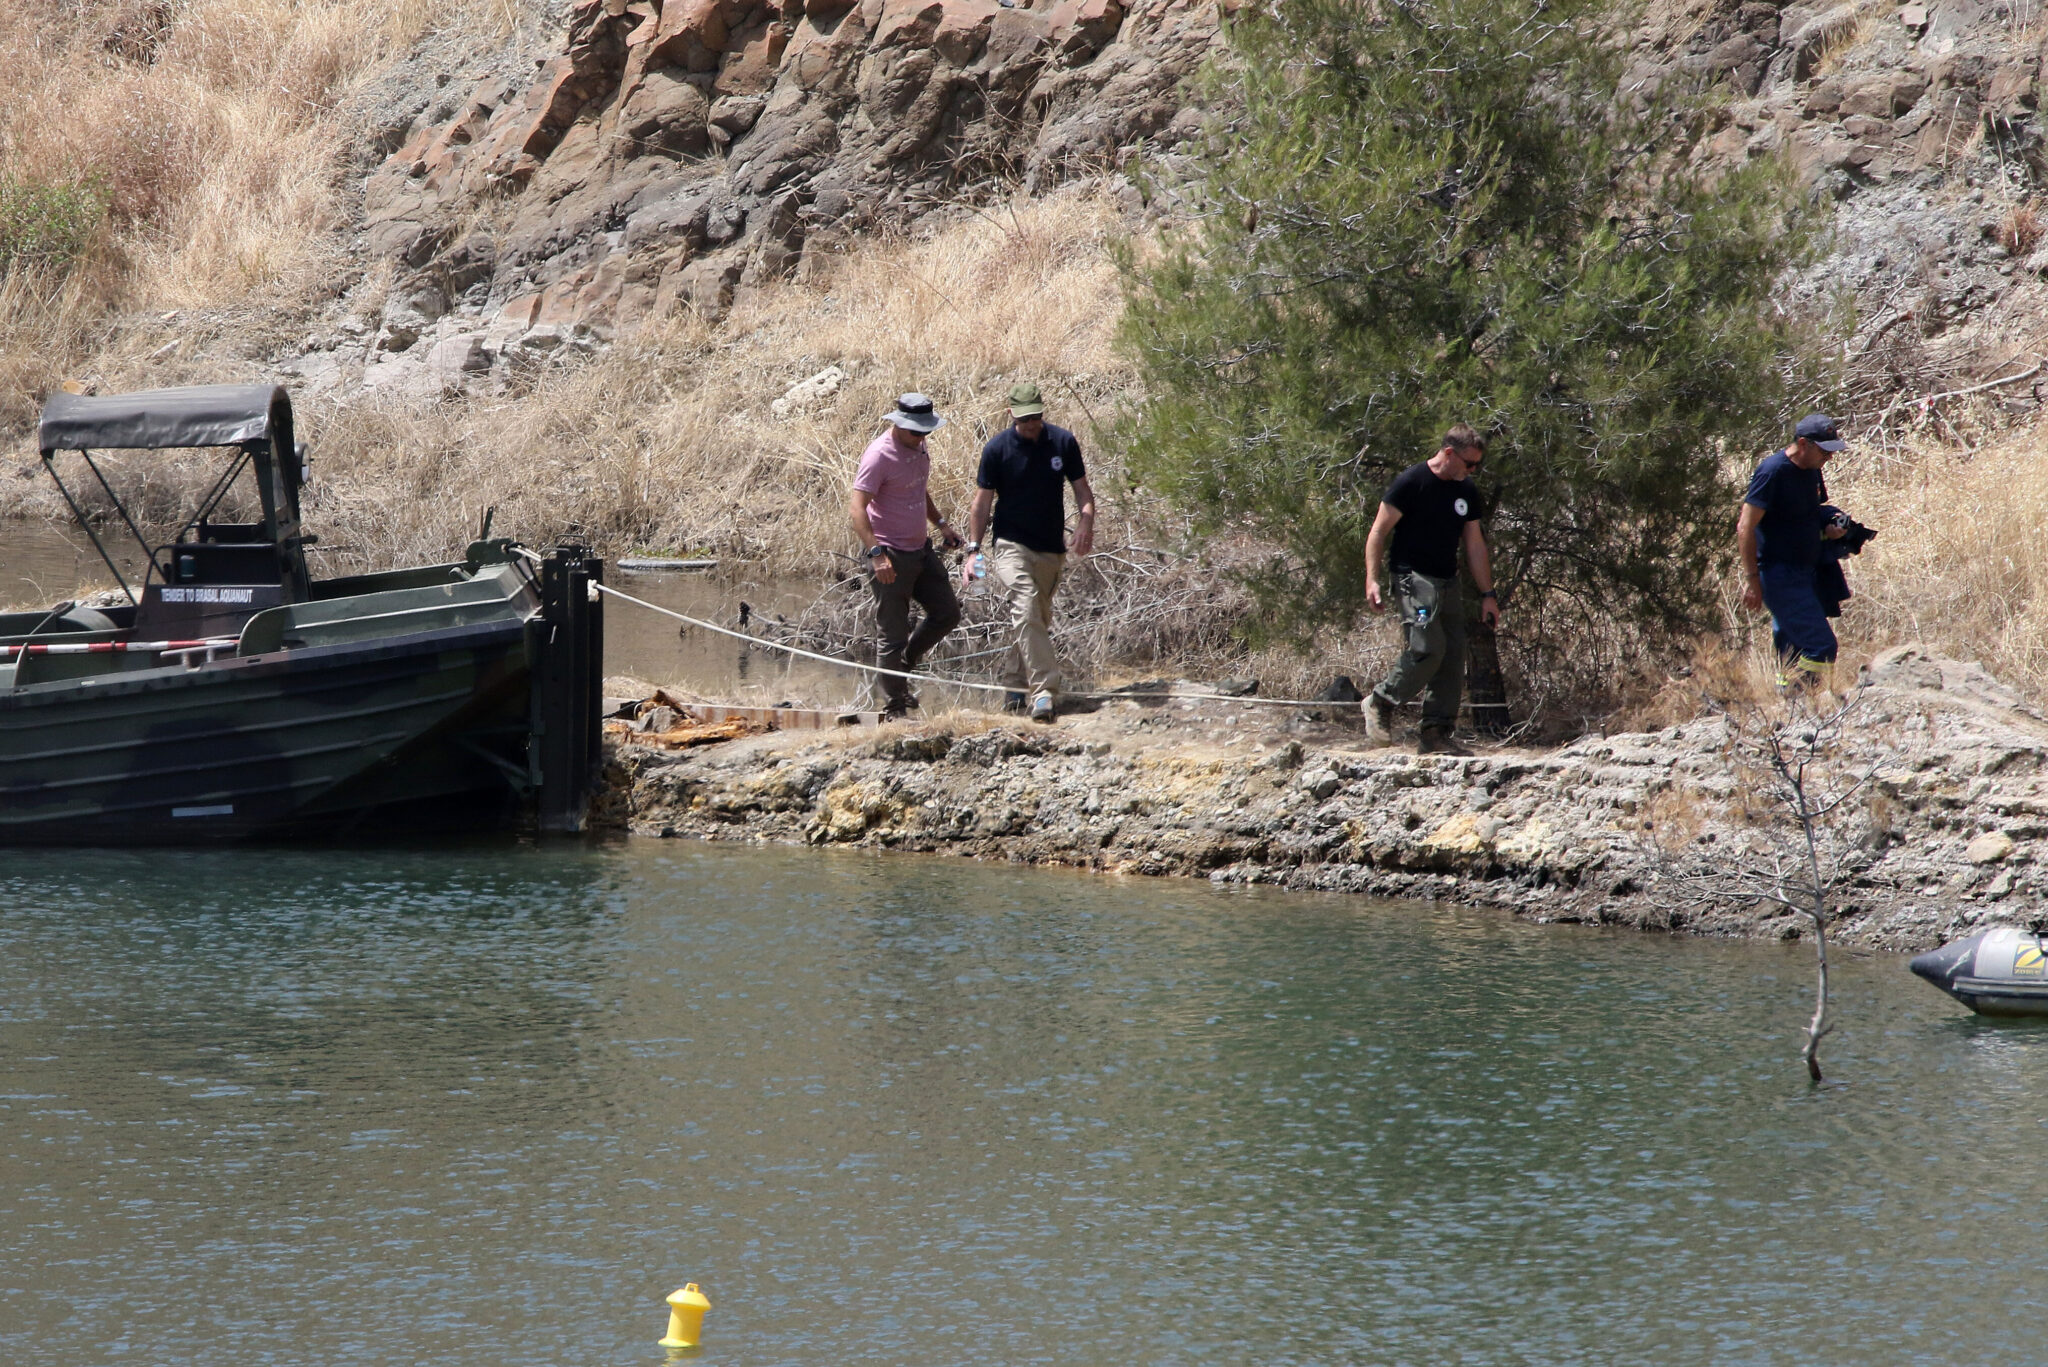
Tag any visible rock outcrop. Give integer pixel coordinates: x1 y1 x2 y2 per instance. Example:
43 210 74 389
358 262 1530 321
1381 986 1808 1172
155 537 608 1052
292 0 1213 396
274 0 2048 402
1629 0 2048 378
604 646 2048 952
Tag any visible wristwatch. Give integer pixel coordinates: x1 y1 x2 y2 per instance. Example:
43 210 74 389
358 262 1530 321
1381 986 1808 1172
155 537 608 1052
864 544 887 559
964 541 981 552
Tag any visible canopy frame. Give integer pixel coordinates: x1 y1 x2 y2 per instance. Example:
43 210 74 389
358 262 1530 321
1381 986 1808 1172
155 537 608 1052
35 385 310 603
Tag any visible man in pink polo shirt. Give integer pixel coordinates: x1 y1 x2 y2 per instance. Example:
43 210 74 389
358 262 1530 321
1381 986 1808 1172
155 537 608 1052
849 392 964 717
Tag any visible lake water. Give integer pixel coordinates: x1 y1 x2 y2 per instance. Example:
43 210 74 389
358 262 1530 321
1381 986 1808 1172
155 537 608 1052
0 839 2040 1366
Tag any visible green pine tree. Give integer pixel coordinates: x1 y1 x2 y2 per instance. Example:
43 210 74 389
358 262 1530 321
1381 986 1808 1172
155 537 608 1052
1119 0 1830 654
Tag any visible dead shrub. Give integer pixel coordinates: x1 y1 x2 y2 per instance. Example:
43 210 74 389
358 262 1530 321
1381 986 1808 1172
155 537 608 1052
2000 199 2044 257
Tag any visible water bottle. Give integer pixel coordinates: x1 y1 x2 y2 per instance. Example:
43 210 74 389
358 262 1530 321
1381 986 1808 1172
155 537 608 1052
968 550 987 580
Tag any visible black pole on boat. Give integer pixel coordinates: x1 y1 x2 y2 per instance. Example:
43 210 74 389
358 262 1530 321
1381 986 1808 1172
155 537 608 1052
536 541 604 833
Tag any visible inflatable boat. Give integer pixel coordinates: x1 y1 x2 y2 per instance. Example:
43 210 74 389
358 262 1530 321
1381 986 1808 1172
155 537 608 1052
1909 926 2048 1017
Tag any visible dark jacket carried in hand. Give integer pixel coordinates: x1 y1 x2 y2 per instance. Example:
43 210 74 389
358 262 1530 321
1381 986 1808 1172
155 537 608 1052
1815 506 1877 618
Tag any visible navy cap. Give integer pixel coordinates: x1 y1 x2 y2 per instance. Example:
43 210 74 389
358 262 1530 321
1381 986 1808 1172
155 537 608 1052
1794 412 1846 452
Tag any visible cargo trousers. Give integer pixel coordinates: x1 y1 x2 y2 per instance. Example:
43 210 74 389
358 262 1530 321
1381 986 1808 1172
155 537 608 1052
989 539 1065 698
1370 569 1466 732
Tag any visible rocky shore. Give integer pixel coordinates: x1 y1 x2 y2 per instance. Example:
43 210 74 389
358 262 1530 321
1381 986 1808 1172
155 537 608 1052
602 647 2048 952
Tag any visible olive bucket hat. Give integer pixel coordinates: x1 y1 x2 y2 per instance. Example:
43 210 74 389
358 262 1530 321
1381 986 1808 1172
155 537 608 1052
886 393 946 433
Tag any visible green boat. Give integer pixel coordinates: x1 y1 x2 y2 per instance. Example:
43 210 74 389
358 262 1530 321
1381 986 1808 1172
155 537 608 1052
1 383 604 843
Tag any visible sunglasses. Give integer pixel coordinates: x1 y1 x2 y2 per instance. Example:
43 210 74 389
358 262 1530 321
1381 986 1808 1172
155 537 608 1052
1454 447 1485 467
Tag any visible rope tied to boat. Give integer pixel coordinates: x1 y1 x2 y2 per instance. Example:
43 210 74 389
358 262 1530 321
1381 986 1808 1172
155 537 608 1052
510 548 1343 709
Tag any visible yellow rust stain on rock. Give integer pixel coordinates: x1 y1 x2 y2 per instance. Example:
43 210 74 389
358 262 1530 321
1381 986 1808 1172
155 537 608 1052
1132 751 1234 811
819 780 920 840
1425 812 1490 855
1494 819 1554 862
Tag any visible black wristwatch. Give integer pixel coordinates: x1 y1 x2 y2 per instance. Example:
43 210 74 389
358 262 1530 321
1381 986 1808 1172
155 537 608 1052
864 544 887 559
1479 589 1498 599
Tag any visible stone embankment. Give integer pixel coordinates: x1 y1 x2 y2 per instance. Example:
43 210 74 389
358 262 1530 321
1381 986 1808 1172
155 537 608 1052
604 647 2048 951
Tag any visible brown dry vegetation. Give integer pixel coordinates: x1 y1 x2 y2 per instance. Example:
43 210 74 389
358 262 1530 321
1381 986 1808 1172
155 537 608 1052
6 3 2048 726
1827 429 2048 694
0 0 521 424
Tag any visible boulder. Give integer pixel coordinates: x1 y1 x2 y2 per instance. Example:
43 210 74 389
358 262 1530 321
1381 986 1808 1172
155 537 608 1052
427 332 493 375
1045 0 1124 60
1839 72 1927 118
770 364 848 417
1967 831 2017 864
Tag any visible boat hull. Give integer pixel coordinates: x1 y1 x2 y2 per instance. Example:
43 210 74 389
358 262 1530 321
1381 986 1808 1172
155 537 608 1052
0 620 534 844
1909 926 2048 1017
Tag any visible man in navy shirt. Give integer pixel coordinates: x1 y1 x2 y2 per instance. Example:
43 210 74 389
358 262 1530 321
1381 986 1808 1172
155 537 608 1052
1738 413 1850 686
964 382 1097 722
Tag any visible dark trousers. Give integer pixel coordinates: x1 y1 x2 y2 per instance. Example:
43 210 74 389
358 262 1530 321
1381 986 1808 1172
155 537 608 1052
870 542 961 706
1759 560 1838 670
1372 570 1466 730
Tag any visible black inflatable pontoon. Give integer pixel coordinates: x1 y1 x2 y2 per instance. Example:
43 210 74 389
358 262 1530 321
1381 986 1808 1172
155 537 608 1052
1910 926 2048 1017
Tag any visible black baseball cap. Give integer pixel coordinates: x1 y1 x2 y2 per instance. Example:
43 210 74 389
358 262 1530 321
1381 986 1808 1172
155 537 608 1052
1794 413 1846 452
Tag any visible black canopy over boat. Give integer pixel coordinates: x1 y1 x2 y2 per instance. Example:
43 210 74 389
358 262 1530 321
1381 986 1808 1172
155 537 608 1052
0 383 603 843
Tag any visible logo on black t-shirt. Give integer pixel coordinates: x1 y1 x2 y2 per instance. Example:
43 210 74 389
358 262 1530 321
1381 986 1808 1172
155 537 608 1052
1453 497 1469 516
1050 456 1064 471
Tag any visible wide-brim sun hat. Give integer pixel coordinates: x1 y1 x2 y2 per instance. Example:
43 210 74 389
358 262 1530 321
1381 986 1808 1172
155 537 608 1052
887 392 946 433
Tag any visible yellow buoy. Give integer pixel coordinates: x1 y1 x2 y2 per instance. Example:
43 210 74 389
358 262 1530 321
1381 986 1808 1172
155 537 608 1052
659 1283 712 1348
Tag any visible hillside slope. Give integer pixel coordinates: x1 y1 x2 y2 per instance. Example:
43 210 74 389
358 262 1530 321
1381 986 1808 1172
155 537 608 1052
11 0 2048 715
293 0 1214 398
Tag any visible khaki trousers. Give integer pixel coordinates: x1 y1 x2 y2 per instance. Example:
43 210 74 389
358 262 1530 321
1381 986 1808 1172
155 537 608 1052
990 540 1065 697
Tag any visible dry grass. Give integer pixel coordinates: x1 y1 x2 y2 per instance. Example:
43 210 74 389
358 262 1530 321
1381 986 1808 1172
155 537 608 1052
1812 6 1880 79
2000 199 2046 258
296 190 1140 574
1826 428 2048 695
0 0 522 427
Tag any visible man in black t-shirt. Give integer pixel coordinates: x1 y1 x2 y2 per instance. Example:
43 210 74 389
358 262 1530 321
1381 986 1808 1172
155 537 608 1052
1361 423 1502 754
965 382 1098 722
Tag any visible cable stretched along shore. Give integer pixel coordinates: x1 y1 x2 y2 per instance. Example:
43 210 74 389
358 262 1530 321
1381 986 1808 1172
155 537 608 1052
517 548 1341 709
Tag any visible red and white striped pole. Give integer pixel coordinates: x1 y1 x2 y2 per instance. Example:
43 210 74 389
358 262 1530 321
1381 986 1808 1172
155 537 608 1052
0 639 236 657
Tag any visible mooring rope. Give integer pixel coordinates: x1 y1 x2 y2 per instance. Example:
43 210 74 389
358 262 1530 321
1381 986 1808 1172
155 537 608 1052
517 549 1343 709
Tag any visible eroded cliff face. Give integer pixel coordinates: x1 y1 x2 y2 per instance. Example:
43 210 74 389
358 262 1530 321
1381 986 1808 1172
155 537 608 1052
299 0 1213 397
282 0 2048 403
1633 0 2048 385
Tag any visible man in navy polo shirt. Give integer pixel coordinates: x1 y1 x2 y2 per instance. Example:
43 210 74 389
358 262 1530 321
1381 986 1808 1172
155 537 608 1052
1738 412 1851 686
964 382 1098 723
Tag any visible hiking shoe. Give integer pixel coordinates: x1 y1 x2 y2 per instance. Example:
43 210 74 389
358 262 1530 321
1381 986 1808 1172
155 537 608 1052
1418 728 1471 756
881 696 919 720
1029 691 1056 724
1363 692 1395 745
1002 690 1028 714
